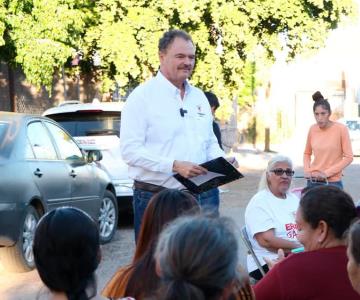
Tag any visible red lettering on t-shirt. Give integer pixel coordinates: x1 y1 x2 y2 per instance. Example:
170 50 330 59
287 229 298 239
285 223 298 230
285 223 298 238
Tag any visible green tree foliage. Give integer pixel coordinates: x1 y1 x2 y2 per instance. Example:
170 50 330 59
0 1 5 46
0 0 93 91
0 0 357 111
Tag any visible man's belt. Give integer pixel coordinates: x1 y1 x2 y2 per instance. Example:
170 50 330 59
310 177 327 183
133 180 165 193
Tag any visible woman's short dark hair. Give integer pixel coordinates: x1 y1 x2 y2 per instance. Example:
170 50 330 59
158 29 193 52
300 185 356 239
205 91 220 110
349 220 360 265
312 91 331 113
33 207 100 300
155 216 239 300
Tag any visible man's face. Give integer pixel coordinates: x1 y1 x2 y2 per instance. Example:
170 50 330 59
159 37 195 86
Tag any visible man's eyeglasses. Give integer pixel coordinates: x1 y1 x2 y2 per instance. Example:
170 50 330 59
270 168 295 177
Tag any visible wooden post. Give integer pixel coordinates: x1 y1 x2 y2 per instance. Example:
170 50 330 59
264 127 270 152
8 64 16 112
62 66 67 100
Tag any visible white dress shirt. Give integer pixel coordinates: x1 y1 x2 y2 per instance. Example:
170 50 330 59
120 71 224 188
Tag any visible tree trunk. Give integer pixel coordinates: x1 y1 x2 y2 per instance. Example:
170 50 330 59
8 64 16 112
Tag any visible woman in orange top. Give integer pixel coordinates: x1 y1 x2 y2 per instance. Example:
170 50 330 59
303 91 353 189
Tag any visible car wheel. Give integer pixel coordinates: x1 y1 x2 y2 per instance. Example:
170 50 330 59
99 190 118 244
0 206 39 272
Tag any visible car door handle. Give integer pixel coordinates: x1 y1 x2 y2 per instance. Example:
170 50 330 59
70 170 77 178
33 168 43 177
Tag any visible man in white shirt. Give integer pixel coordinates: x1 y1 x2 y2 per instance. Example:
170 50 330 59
120 29 226 239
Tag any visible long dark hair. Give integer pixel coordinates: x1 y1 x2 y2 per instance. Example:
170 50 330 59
300 185 356 239
155 216 239 300
33 207 100 300
124 189 200 299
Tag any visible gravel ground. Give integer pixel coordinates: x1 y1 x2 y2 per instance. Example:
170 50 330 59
1 152 360 299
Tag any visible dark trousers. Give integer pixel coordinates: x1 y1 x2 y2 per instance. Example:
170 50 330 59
249 264 269 281
306 180 343 190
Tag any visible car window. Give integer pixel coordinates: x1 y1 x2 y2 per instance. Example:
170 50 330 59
47 112 120 137
0 122 9 148
27 122 57 160
0 122 8 142
24 138 35 159
0 122 10 156
44 122 83 161
345 120 360 131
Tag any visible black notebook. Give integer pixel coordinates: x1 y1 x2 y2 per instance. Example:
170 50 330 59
173 157 244 194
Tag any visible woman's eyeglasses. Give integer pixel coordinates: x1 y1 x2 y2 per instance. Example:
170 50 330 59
270 168 295 177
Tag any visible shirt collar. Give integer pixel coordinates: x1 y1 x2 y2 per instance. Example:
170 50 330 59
155 71 191 97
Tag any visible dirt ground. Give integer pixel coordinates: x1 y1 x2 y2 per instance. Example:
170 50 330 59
1 154 360 299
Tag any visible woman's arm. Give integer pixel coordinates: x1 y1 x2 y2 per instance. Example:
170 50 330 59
254 264 283 300
255 229 300 254
323 125 353 177
303 129 313 176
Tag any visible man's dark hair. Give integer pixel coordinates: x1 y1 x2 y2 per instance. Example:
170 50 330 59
204 92 220 110
158 29 193 52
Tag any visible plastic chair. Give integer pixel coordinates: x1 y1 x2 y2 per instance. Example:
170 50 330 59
240 225 265 276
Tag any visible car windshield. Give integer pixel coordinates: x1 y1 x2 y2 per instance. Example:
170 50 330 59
48 112 120 137
0 122 10 157
0 122 9 142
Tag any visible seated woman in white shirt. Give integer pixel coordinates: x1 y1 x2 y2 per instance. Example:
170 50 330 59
245 155 301 281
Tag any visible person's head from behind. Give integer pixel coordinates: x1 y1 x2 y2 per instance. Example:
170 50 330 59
204 92 220 116
155 216 240 300
33 207 100 300
158 29 195 87
135 188 199 260
124 189 200 298
347 220 360 294
258 154 294 198
312 91 332 129
296 185 356 251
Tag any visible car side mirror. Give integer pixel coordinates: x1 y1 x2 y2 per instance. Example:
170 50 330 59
86 150 103 163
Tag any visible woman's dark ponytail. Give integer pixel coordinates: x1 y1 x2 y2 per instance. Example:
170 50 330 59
159 279 206 300
155 217 240 300
66 275 97 300
312 91 324 102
